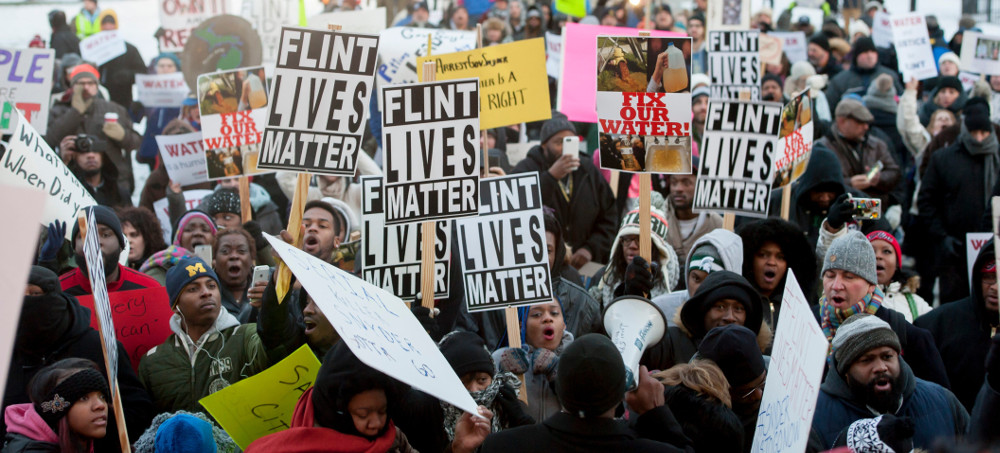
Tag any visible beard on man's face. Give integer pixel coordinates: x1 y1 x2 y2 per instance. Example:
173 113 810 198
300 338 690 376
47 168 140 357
847 371 902 414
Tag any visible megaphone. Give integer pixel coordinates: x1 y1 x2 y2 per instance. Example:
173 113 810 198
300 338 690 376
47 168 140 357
603 296 667 391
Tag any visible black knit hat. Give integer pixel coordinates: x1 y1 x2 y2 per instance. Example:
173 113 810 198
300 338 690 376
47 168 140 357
35 368 110 432
203 189 241 217
312 342 402 437
809 34 831 53
938 76 963 94
556 334 626 418
964 96 992 132
439 331 495 378
71 205 124 250
852 36 877 61
28 266 61 294
762 73 782 89
697 324 766 388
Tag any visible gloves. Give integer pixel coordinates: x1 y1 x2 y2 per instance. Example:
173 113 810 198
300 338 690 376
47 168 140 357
102 121 126 142
498 348 529 374
986 333 1000 389
38 221 66 263
826 193 854 230
71 88 92 114
410 297 441 341
531 348 559 380
242 220 268 252
622 256 654 297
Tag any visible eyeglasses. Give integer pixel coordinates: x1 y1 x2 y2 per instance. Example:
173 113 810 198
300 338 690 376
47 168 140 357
737 378 766 400
621 235 639 247
74 80 97 87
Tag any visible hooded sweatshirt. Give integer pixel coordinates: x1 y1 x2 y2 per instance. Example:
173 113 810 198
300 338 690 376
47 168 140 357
769 147 857 247
652 229 744 322
2 404 60 453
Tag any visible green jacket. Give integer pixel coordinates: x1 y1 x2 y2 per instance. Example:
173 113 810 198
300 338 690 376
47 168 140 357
138 310 269 415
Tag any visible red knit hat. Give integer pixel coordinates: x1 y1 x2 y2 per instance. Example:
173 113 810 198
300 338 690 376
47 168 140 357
866 230 901 269
69 63 99 85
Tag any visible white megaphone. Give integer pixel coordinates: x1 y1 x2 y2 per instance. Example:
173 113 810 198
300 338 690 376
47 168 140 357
603 296 667 391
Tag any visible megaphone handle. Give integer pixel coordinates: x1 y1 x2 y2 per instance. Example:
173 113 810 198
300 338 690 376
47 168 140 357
504 306 530 406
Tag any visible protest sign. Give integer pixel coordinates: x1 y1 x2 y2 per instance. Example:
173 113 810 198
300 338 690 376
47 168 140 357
309 8 388 35
377 27 476 87
83 208 120 395
381 79 480 224
200 345 320 449
693 99 782 217
153 189 213 243
967 232 993 289
257 27 379 176
240 0 296 66
135 72 190 108
0 108 96 239
360 176 451 301
559 24 682 123
159 0 228 52
750 270 827 453
546 31 563 79
595 35 692 173
708 31 760 101
77 287 174 372
758 34 783 67
891 13 937 81
180 15 264 90
961 31 1000 76
767 32 807 64
707 0 750 30
417 38 551 129
456 174 552 312
79 30 126 66
872 11 892 48
773 90 814 188
0 48 54 135
156 132 209 187
263 233 481 415
959 71 979 92
197 66 269 180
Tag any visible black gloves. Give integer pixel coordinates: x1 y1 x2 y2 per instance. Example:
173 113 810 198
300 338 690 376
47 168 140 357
411 293 441 341
621 256 659 298
826 193 855 230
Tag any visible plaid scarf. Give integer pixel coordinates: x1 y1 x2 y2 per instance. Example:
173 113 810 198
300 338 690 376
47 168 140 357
820 287 884 358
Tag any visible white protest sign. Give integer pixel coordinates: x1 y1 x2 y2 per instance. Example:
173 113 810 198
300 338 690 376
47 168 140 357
153 189 213 244
456 173 552 312
258 27 379 176
694 100 781 217
241 0 296 65
159 0 228 52
198 66 269 180
156 132 209 187
0 48 55 135
767 32 807 64
0 108 96 239
967 232 993 289
708 31 761 101
872 11 892 48
891 13 937 81
135 72 190 108
360 176 451 302
751 270 826 453
381 79 480 225
545 31 563 79
960 32 1000 76
83 208 120 395
263 232 481 415
376 27 476 87
958 71 979 92
309 8 388 35
79 30 127 66
773 90 814 188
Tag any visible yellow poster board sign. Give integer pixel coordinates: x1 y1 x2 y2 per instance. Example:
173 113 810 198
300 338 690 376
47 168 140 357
418 38 552 130
199 345 320 449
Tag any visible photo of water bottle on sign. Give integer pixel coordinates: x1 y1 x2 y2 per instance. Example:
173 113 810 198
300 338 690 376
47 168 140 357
596 36 693 174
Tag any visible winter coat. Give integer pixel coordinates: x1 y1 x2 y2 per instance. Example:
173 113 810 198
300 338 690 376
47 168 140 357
492 332 573 422
914 241 998 411
810 357 968 450
138 310 270 415
814 123 901 205
49 29 79 59
1 405 58 453
879 280 932 323
824 64 903 111
98 42 147 111
513 146 619 264
918 84 968 127
970 371 1000 445
652 228 744 322
137 107 180 164
665 205 723 274
918 135 997 249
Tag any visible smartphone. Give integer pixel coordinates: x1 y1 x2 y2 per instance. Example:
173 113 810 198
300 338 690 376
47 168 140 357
562 136 580 160
194 245 213 265
250 265 271 287
852 198 882 221
866 161 884 182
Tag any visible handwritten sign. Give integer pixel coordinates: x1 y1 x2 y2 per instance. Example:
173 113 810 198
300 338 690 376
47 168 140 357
152 189 213 244
0 108 96 239
263 233 480 416
200 345 320 449
750 270 827 453
198 66 269 180
773 90 814 188
136 72 190 108
966 232 994 289
157 132 209 187
83 208 119 395
0 48 54 135
159 0 227 52
891 13 937 81
377 27 476 88
77 287 174 372
79 30 126 66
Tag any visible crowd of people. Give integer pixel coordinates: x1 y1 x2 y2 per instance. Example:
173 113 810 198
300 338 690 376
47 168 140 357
6 0 1000 451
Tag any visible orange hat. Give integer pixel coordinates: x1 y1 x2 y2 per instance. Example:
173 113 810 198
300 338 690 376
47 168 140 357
69 64 99 85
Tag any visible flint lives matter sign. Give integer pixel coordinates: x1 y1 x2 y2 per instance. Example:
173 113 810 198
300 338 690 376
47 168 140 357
708 30 760 101
457 174 552 312
694 100 781 217
258 27 379 176
381 79 480 225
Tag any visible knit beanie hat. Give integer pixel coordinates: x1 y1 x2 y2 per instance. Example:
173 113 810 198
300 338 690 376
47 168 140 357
439 331 495 378
35 368 110 432
71 205 125 250
688 243 723 274
938 52 961 68
133 411 236 453
832 313 901 375
823 230 878 285
850 20 871 39
938 76 964 94
155 414 217 453
154 52 182 71
69 63 99 85
809 34 831 53
172 210 217 246
28 266 62 294
762 73 783 89
691 73 711 90
697 324 766 387
692 85 711 101
866 230 901 270
540 110 575 145
165 257 219 307
320 197 359 236
556 334 626 418
852 36 877 60
862 73 897 114
204 189 241 217
834 414 916 453
964 96 992 132
312 342 401 437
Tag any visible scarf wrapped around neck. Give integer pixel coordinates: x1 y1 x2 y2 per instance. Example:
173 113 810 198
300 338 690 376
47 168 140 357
441 372 521 441
820 287 884 358
960 122 1000 207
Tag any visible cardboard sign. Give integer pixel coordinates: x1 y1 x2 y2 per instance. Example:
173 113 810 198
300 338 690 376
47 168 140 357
76 287 174 372
758 34 783 67
360 176 451 302
961 32 1000 76
200 345 320 449
381 79 480 225
872 11 893 48
197 66 269 180
257 27 379 176
83 208 120 394
159 0 228 52
707 0 751 30
708 31 761 101
156 132 209 187
559 24 682 123
595 35 692 174
767 32 807 64
546 31 563 79
693 100 782 217
153 189 214 244
240 0 296 66
967 232 994 289
0 48 55 135
891 13 937 81
773 90 814 188
79 30 127 66
456 174 552 312
417 38 551 130
377 27 476 87
750 270 827 453
0 108 96 239
135 72 190 108
263 233 481 415
309 8 388 35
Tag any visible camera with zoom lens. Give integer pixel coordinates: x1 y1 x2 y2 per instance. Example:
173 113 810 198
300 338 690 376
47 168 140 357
74 134 94 153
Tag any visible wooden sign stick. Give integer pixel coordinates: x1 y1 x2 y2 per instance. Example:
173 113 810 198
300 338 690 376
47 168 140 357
504 306 530 404
239 176 252 223
476 24 489 178
780 188 791 221
723 212 735 231
416 61 438 314
276 172 310 302
638 31 652 263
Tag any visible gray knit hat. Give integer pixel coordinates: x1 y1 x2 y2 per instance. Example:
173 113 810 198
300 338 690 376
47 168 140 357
540 110 575 146
832 313 901 375
823 230 878 284
863 73 897 114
